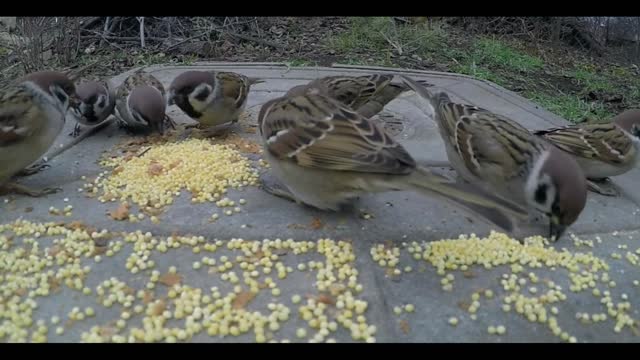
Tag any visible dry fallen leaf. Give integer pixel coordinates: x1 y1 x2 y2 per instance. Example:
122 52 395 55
84 191 98 198
122 286 136 296
150 300 166 316
48 276 61 292
97 325 118 338
223 134 262 154
310 218 324 230
232 291 257 309
246 250 265 264
385 268 400 279
167 160 183 170
92 246 108 256
143 291 154 305
143 206 164 216
457 301 470 311
48 245 62 257
316 294 336 306
463 271 476 279
147 162 164 176
328 284 346 296
109 203 130 221
112 166 125 175
158 273 182 287
67 221 86 231
399 320 410 334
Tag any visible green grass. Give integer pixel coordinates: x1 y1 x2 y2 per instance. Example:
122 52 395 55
571 64 615 93
286 59 313 67
451 38 543 83
526 91 613 122
326 17 448 61
472 38 543 72
325 19 631 124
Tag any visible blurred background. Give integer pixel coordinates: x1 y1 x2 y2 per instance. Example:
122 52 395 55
1 16 639 124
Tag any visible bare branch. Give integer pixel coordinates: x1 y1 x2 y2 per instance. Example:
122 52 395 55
137 16 145 48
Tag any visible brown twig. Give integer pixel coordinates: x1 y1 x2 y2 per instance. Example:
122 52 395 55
218 28 285 50
164 31 209 51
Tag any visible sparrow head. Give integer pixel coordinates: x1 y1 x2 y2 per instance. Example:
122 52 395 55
21 71 78 113
526 146 587 241
128 85 167 135
70 80 115 125
167 71 216 118
612 109 640 139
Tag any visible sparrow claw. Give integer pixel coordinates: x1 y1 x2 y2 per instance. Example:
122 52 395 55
0 183 61 197
587 179 619 197
18 161 50 177
69 123 82 137
196 123 236 138
259 174 298 203
165 115 177 130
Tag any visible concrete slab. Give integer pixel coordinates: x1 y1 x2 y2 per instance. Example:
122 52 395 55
1 62 639 343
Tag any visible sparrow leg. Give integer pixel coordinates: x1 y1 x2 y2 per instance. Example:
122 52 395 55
164 115 177 130
176 127 194 142
259 174 300 204
422 160 453 168
0 182 61 197
201 124 233 138
17 162 51 177
586 178 619 197
37 118 116 167
69 123 83 137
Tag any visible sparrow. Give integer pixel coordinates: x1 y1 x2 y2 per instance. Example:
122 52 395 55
1 71 77 197
400 75 588 241
167 70 263 136
257 90 530 233
534 109 640 196
285 74 431 119
115 71 174 135
68 78 116 137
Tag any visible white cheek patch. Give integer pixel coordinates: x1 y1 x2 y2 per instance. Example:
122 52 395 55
95 95 108 112
189 83 216 111
525 150 553 211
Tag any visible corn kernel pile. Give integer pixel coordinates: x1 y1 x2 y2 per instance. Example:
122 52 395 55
0 220 373 343
371 231 639 342
83 138 259 217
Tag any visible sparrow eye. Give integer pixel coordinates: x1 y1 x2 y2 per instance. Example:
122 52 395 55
534 183 548 205
96 95 106 109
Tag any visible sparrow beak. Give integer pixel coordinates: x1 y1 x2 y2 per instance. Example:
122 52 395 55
549 222 567 242
155 120 165 136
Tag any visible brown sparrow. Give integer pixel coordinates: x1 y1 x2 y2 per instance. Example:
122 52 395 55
534 109 640 196
115 71 174 135
257 90 530 233
1 71 77 196
68 78 116 137
286 74 430 118
167 70 263 136
400 75 588 241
